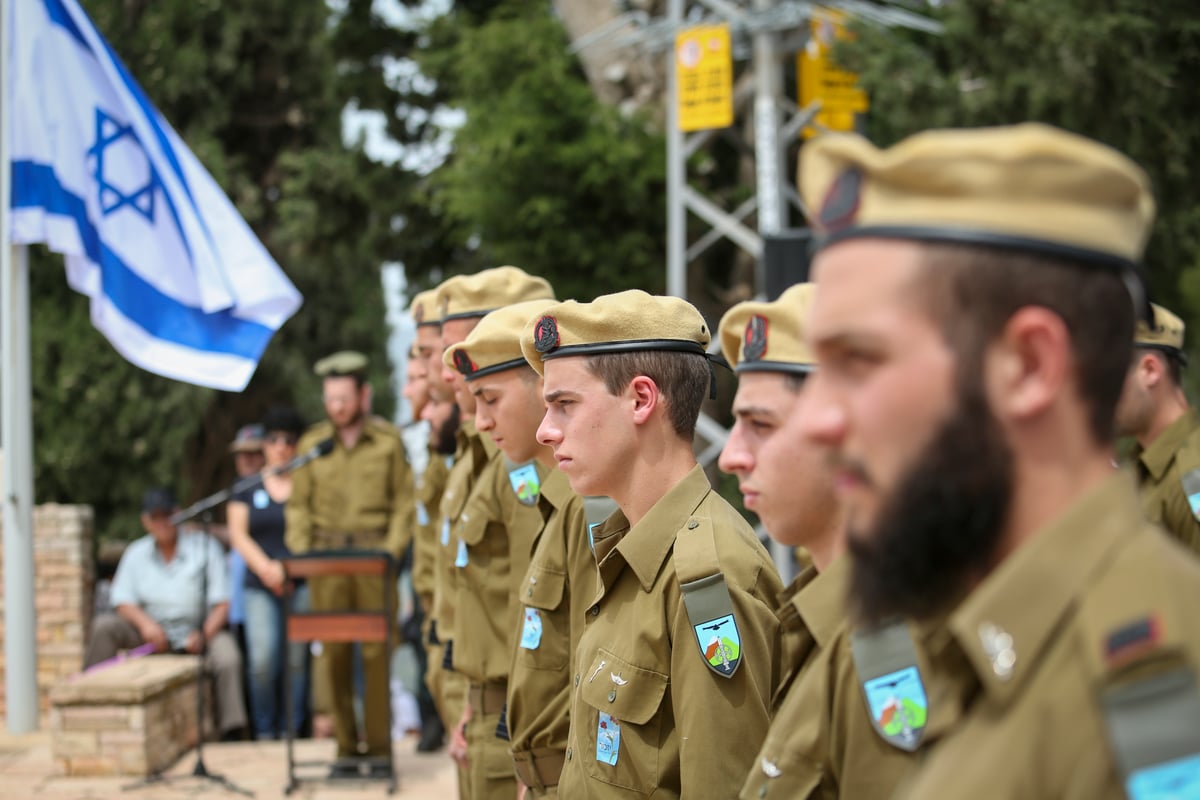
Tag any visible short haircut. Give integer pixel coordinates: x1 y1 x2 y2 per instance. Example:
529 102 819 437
585 351 710 439
261 406 307 437
915 243 1134 443
1135 346 1184 388
324 372 366 390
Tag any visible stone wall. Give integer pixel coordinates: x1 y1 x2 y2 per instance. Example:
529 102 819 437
0 504 95 723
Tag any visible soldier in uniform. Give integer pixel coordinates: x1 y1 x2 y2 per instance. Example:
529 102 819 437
408 288 452 752
284 351 415 777
520 290 783 799
1115 302 1200 554
435 267 555 798
444 299 589 799
797 124 1200 797
717 285 919 799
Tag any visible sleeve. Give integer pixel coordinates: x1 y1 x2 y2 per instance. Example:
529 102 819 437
206 534 230 606
285 452 314 555
1162 478 1200 554
384 437 417 560
108 542 141 608
669 561 780 799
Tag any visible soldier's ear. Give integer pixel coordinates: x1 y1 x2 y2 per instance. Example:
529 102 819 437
628 375 661 427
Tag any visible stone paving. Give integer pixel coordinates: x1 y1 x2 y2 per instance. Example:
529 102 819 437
0 731 458 799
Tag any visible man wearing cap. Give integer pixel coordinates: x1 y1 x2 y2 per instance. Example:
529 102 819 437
522 290 782 799
286 351 415 775
1115 303 1200 554
716 285 919 799
227 424 265 665
436 268 555 798
444 298 588 799
408 288 455 753
797 123 1200 796
85 487 249 739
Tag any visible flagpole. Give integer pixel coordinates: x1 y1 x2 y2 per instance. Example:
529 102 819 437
1 0 41 734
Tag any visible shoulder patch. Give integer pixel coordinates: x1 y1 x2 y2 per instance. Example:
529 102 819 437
507 462 541 506
851 623 928 752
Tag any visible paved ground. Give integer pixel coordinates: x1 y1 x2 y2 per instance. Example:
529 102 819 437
0 732 459 799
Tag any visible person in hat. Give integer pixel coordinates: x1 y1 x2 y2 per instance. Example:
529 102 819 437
434 268 555 798
444 299 593 799
228 407 311 740
285 351 416 776
717 284 920 799
521 290 783 799
226 424 265 669
84 487 249 739
797 123 1200 796
1115 303 1200 554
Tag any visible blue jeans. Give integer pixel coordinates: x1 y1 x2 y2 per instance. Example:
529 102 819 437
243 583 311 738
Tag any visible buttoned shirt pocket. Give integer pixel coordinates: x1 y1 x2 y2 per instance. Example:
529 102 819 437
517 565 568 671
739 750 822 800
578 649 669 795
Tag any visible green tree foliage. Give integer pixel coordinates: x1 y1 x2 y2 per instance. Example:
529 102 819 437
838 0 1200 361
32 0 411 540
414 1 668 300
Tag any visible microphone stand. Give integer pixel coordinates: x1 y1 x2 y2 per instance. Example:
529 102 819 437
124 441 332 795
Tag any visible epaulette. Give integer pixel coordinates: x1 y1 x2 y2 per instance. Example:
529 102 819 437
1078 537 1200 794
674 510 742 678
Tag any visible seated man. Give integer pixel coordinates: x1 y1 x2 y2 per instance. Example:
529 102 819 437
84 487 249 740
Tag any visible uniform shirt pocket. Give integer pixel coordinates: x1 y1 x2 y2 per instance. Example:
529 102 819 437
578 649 669 795
518 566 568 671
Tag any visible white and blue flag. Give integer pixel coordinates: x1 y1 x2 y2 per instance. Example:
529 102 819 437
6 0 302 391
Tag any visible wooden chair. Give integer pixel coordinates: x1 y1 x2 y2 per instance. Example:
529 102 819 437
281 551 397 795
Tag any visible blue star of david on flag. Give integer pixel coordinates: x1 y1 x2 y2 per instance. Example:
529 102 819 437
87 109 159 221
7 0 302 391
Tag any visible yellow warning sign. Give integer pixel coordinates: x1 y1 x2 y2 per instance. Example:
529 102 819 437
676 24 734 132
799 11 868 138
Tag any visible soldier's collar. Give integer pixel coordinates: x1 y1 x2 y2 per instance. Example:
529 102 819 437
790 555 852 649
945 471 1138 707
538 467 574 511
616 465 712 592
1140 408 1200 481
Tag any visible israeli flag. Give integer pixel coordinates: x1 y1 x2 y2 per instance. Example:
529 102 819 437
6 0 302 391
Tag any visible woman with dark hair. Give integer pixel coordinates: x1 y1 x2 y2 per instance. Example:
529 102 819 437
228 406 311 739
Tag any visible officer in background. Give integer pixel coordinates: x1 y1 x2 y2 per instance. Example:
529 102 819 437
444 298 586 799
408 288 452 752
718 285 919 799
434 267 555 797
521 291 783 799
1115 302 1200 554
285 351 415 777
798 124 1200 797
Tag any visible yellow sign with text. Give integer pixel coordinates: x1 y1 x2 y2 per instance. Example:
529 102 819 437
676 24 734 132
799 11 868 138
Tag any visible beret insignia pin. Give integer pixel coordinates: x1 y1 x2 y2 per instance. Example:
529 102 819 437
534 316 560 354
819 167 862 233
453 349 477 376
743 315 768 361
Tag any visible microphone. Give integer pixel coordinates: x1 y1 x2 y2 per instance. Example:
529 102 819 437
274 438 335 475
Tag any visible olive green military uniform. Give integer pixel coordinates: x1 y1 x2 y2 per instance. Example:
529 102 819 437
740 557 918 799
452 456 548 800
506 468 594 799
894 473 1200 799
1133 408 1200 554
416 449 452 721
557 466 782 799
434 419 494 798
285 416 415 759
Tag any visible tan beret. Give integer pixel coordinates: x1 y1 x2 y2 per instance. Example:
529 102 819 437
521 290 711 375
314 350 367 377
719 283 817 374
408 289 441 327
436 266 555 322
444 299 557 380
1135 303 1185 353
799 123 1155 270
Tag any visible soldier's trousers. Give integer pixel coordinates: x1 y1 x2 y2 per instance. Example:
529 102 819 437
465 682 518 800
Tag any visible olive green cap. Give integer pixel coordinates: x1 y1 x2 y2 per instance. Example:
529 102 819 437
409 289 441 328
719 283 817 374
314 350 368 378
444 299 557 381
521 290 711 375
799 123 1155 271
436 266 555 323
1135 303 1185 354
